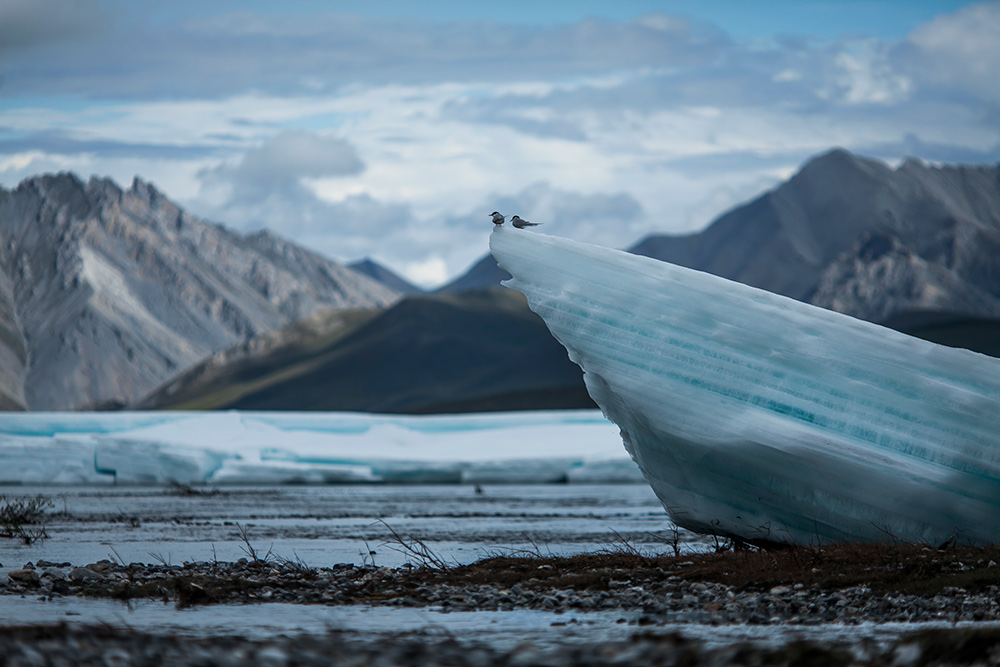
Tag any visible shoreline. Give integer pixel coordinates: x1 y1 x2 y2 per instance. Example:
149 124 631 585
4 543 1000 621
1 545 1000 664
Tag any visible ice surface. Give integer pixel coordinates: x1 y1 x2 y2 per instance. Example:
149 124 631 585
491 226 1000 545
0 410 640 485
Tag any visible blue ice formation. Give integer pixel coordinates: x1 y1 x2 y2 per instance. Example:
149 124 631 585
0 410 638 485
490 225 1000 545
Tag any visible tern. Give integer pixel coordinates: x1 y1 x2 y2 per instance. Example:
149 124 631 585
511 215 541 229
490 211 506 226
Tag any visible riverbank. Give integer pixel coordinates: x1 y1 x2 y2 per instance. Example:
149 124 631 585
3 544 1000 664
5 543 1000 623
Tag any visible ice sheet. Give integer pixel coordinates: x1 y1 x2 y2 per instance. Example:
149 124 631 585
490 226 1000 545
0 410 641 485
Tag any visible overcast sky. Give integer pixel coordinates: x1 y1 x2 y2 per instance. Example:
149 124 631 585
1 1 997 287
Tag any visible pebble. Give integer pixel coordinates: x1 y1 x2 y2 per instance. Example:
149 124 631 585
0 623 995 666
0 556 995 632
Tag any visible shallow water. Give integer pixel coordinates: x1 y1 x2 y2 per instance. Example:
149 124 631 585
0 483 706 569
2 595 994 654
2 483 997 653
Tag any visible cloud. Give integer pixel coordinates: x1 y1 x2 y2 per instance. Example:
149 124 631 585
199 131 364 204
896 1 1000 104
0 132 220 160
192 146 647 287
830 41 912 106
0 0 105 60
2 3 998 289
860 132 1000 165
0 10 728 99
444 98 589 142
450 183 646 255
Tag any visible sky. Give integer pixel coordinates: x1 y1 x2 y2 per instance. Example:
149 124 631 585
0 1 998 288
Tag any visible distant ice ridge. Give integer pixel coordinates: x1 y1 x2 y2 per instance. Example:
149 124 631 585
0 411 639 485
490 226 1000 546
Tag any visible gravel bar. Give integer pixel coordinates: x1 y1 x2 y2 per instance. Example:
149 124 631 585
3 544 1000 664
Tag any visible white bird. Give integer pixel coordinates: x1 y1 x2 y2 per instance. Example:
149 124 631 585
490 211 506 226
511 215 541 229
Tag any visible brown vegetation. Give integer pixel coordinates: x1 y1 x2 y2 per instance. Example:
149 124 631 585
431 543 1000 596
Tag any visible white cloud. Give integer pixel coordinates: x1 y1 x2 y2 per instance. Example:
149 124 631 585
832 42 912 105
199 131 364 204
900 1 1000 103
404 256 449 288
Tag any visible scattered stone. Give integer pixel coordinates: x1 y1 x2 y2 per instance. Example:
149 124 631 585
8 570 40 586
69 567 106 582
0 624 997 667
86 560 115 574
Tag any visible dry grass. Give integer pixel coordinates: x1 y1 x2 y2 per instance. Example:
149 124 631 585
0 495 53 544
421 542 1000 596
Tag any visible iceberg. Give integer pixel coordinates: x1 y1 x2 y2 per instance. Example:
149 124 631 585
0 410 640 485
490 226 1000 546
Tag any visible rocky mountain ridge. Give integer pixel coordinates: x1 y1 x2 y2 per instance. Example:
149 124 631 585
442 150 1000 328
0 173 400 410
6 149 999 413
630 150 1000 324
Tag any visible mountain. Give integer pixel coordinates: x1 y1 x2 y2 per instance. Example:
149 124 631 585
436 254 511 293
0 173 400 410
630 149 1000 324
136 149 1000 415
136 306 380 410
348 258 423 295
140 288 596 413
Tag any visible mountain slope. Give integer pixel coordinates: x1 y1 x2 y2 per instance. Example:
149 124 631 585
348 258 423 295
136 307 381 410
630 150 1000 323
136 149 1000 414
436 254 511 293
142 288 596 414
0 173 400 410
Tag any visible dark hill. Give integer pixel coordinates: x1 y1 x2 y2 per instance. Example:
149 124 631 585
349 258 423 295
142 288 595 413
436 255 511 294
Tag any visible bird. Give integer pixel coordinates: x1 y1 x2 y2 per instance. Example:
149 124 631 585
511 215 541 229
490 211 506 226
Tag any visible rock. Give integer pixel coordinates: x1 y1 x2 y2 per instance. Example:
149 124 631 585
8 569 40 585
69 567 106 582
86 560 115 574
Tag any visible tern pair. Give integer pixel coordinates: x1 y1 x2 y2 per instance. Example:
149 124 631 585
490 212 540 229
